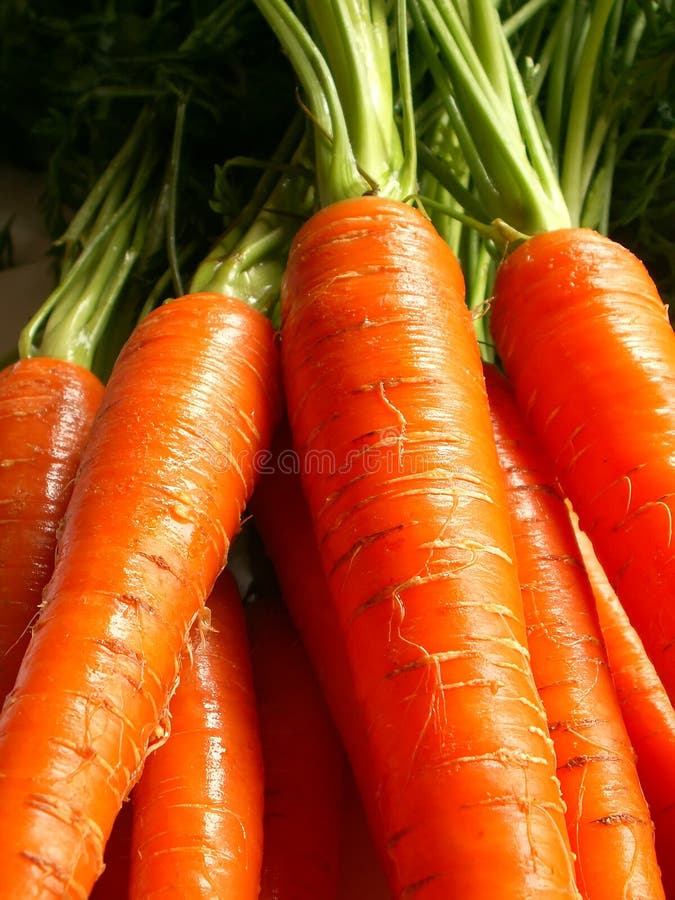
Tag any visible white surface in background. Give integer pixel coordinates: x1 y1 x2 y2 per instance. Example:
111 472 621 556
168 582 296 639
0 164 56 358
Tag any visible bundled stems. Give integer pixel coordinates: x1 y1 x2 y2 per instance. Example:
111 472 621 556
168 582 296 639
19 108 167 374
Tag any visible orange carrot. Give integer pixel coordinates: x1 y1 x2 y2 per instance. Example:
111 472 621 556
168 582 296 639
491 228 675 704
0 292 279 898
485 362 664 898
277 195 579 898
247 594 345 900
129 571 264 899
0 358 104 705
572 517 675 897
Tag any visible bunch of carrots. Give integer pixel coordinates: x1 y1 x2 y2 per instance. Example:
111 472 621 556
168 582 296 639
1 0 674 897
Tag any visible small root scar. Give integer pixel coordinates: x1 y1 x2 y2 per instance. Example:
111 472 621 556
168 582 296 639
378 380 407 465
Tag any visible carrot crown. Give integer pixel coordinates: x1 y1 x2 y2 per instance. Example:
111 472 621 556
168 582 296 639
254 0 417 207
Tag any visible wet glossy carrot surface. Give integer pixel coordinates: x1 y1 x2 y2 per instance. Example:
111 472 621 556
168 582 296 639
0 293 279 898
486 363 664 899
0 358 104 704
492 228 675 703
280 196 580 898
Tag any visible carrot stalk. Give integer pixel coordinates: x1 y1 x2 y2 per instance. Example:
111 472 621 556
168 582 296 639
129 571 264 898
485 363 664 899
247 594 346 900
0 292 279 897
571 516 675 897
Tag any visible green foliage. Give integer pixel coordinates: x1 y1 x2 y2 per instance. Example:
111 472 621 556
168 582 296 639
0 0 295 239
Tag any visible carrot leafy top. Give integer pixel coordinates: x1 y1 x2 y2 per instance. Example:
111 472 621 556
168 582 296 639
189 115 315 320
412 0 666 251
19 108 167 373
254 0 417 207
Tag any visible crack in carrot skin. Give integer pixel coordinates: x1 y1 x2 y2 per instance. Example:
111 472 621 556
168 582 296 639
0 293 280 898
281 197 580 898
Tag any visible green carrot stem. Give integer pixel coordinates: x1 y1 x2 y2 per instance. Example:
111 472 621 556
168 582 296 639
254 0 365 205
191 136 314 314
58 108 153 260
167 95 188 297
19 126 161 366
560 0 618 225
254 0 416 204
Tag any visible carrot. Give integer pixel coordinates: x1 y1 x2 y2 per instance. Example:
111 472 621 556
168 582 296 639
490 228 675 702
129 571 264 899
572 517 675 897
0 291 279 898
253 466 389 899
251 422 394 886
0 359 103 704
247 594 345 900
252 2 579 894
485 362 664 898
277 194 577 898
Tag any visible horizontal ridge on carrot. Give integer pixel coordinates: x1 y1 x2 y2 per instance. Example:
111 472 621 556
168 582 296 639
129 571 264 899
485 362 664 899
0 292 279 898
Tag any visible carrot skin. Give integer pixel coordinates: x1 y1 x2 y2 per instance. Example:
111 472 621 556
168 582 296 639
247 596 345 900
129 571 264 899
0 358 104 702
485 363 664 899
572 520 675 897
279 196 579 898
491 228 675 701
0 293 279 899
